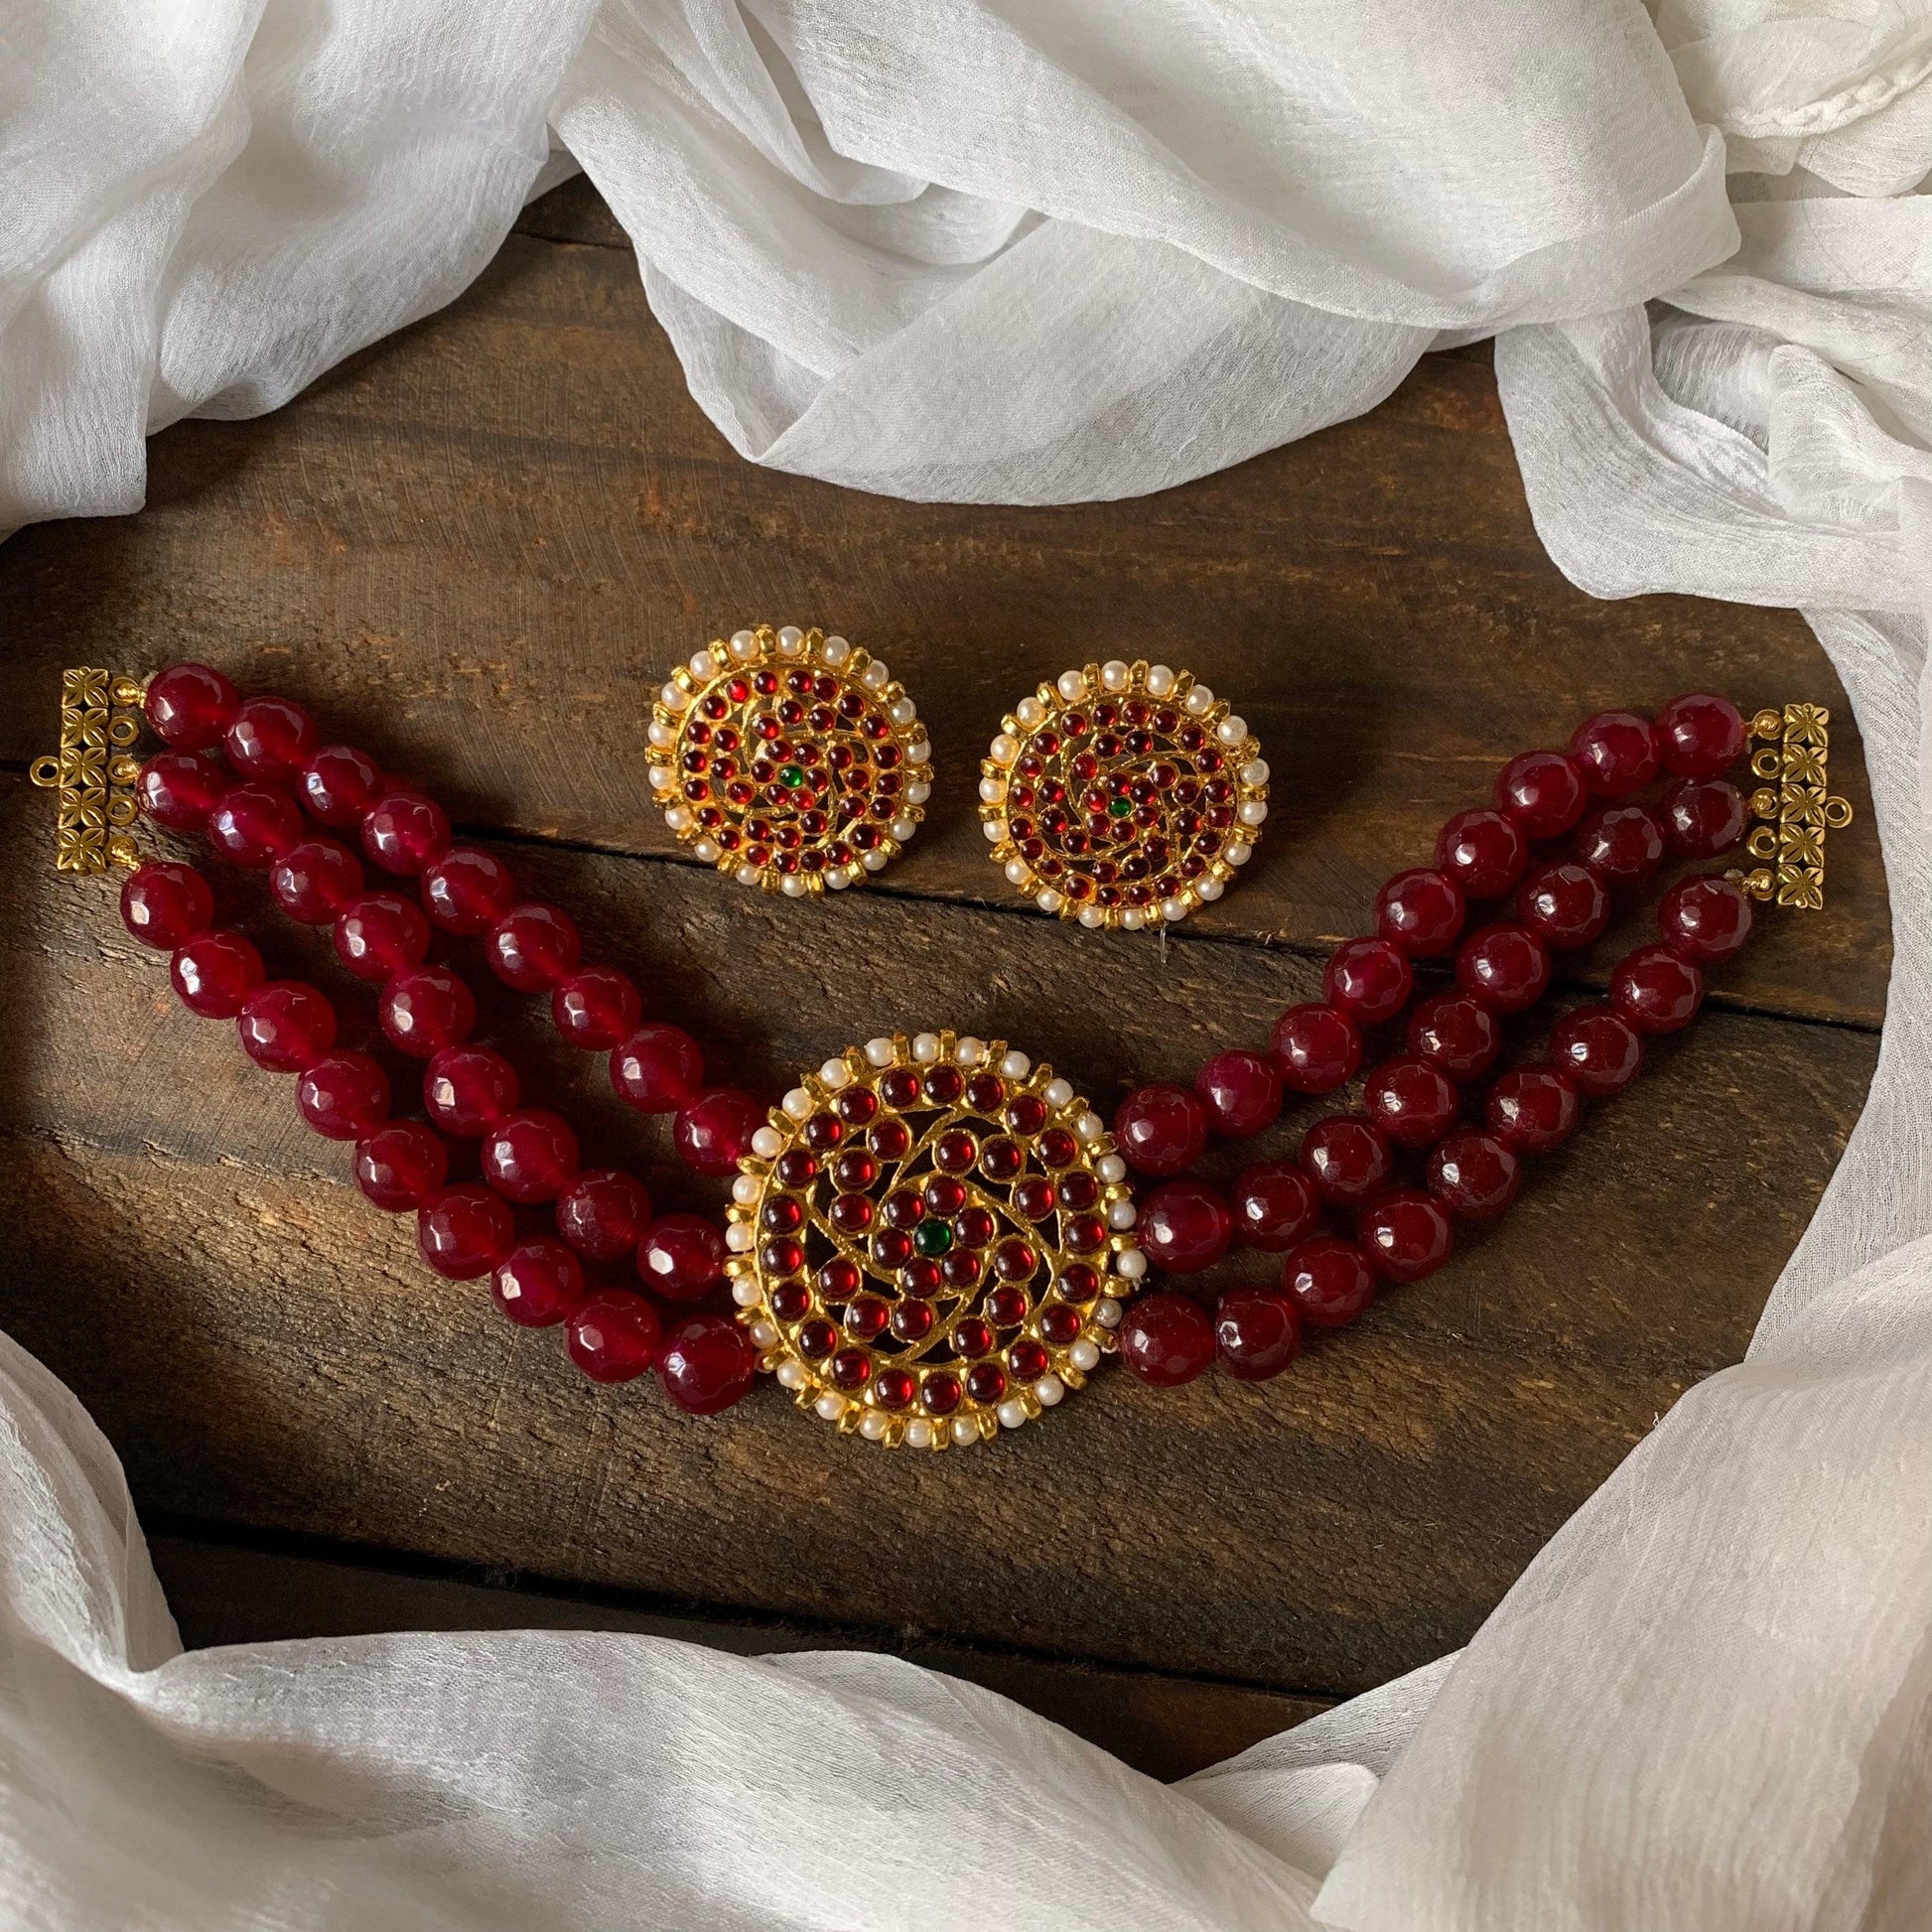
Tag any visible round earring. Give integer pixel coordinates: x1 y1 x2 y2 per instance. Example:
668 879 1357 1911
648 625 932 897
979 659 1267 928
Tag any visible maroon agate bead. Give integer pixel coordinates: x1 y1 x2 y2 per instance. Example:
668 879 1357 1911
1569 710 1658 797
1323 936 1413 1024
378 965 477 1057
421 847 517 935
1284 1237 1376 1327
610 1023 705 1112
360 790 451 876
483 1108 580 1203
1486 1065 1581 1153
656 1313 758 1414
354 1121 449 1211
270 838 364 924
1231 1161 1320 1252
1271 1003 1362 1094
552 967 643 1050
121 862 213 950
566 1290 662 1383
1495 750 1588 839
555 1169 653 1263
1661 779 1746 859
1573 804 1666 889
486 902 581 992
1435 808 1530 900
1660 876 1753 963
1118 1292 1216 1387
1138 1178 1234 1274
1362 1057 1458 1150
1426 1129 1520 1222
1213 1286 1302 1381
1301 1115 1394 1207
636 1213 729 1303
1455 922 1552 1016
334 893 430 983
237 981 337 1072
1407 989 1502 1081
1375 869 1466 958
208 783 303 867
138 752 226 832
171 931 264 1018
425 1044 519 1135
145 662 238 751
1357 1189 1454 1284
300 745 384 826
1611 944 1705 1035
225 696 317 784
1113 1083 1210 1176
417 1183 515 1279
675 1087 763 1175
1517 861 1610 950
295 1050 390 1140
1550 1006 1643 1097
1654 693 1745 780
491 1240 586 1328
1195 1049 1282 1138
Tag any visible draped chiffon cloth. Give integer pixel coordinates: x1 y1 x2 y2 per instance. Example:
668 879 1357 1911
4 1 1932 1927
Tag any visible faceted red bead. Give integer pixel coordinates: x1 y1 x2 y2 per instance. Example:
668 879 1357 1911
237 980 338 1072
555 1169 653 1263
1213 1286 1302 1381
353 1121 449 1211
1573 803 1666 889
1271 1003 1363 1094
1362 1057 1459 1150
566 1290 662 1383
552 966 643 1050
1495 749 1588 839
1113 1083 1209 1176
1301 1115 1394 1206
486 902 581 992
334 893 430 983
225 696 317 785
1357 1189 1454 1283
299 745 384 826
424 1044 519 1135
1455 921 1552 1016
170 930 264 1018
208 783 304 867
1375 868 1466 958
657 1314 757 1413
1118 1292 1215 1387
1661 778 1746 859
675 1087 763 1175
1407 989 1502 1081
1231 1161 1321 1252
1323 936 1413 1024
378 965 477 1057
144 662 238 751
1486 1065 1581 1153
1426 1129 1520 1222
1549 1005 1643 1098
1194 1049 1282 1138
420 846 517 935
491 1239 586 1328
1517 861 1610 951
1659 876 1753 964
482 1108 580 1204
417 1183 515 1280
1138 1178 1234 1274
295 1049 390 1140
120 862 213 950
1654 693 1745 781
1611 943 1705 1035
1436 808 1530 900
610 1023 706 1112
269 838 364 924
360 790 452 876
137 752 226 832
1284 1237 1376 1328
636 1213 729 1303
1569 710 1658 797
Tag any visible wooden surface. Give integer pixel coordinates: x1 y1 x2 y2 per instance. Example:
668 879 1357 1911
0 178 1885 1779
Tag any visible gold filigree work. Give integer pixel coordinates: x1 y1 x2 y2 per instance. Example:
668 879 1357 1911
29 668 148 873
1729 704 1854 910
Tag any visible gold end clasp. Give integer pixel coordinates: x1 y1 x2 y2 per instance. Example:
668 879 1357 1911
29 668 149 874
1728 703 1854 910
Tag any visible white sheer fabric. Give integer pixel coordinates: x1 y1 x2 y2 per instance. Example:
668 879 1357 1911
4 0 1932 1925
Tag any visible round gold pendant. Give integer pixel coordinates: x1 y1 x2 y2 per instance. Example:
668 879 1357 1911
728 1033 1145 1448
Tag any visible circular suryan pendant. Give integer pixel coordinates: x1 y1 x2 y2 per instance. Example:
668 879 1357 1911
728 1033 1147 1448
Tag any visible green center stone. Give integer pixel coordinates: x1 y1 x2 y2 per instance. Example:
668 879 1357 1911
1107 795 1134 818
778 763 807 788
913 1218 954 1258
